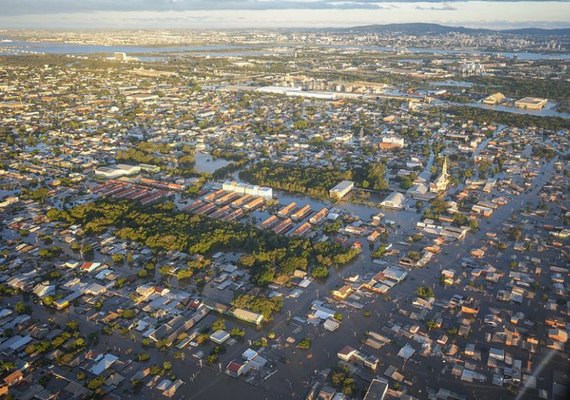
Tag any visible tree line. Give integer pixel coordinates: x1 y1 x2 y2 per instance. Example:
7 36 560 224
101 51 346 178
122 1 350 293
46 200 359 286
239 161 388 200
445 106 570 131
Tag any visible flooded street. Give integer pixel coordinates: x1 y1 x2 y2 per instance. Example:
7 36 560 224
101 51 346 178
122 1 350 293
193 151 231 174
178 157 560 399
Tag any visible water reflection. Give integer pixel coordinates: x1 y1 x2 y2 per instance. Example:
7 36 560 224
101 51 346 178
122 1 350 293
193 151 231 174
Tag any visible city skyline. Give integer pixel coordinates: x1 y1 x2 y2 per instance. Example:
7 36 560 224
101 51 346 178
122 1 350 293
0 1 569 29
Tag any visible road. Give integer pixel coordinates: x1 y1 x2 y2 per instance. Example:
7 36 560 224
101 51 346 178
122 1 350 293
5 156 562 400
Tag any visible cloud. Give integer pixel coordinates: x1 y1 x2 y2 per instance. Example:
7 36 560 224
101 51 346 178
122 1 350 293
416 3 457 11
0 0 561 16
0 0 380 16
0 1 567 30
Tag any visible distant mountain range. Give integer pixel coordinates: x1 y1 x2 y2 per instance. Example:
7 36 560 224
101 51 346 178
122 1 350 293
338 23 570 36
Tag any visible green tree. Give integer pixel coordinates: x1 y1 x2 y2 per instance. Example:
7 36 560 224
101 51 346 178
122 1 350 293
87 377 105 390
425 320 438 331
297 337 312 350
211 319 226 332
15 301 29 315
120 309 136 319
230 327 246 339
66 320 79 332
367 162 388 191
416 285 434 300
311 265 329 279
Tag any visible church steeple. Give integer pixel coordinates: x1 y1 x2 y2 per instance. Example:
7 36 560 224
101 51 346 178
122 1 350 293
430 156 450 193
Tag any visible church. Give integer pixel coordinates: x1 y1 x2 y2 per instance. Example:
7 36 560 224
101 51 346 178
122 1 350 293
430 157 450 193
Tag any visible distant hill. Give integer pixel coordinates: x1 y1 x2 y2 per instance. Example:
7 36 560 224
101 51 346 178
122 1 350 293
339 23 570 36
502 27 570 36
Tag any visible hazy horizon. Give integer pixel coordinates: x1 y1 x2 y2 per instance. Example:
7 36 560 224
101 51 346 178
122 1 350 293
0 1 569 30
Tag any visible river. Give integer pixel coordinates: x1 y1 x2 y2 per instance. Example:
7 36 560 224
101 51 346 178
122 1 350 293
336 44 570 61
0 40 271 57
1 38 568 61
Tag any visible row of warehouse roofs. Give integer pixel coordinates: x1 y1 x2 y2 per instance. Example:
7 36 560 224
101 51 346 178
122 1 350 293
191 183 390 242
188 185 364 239
255 204 332 237
185 187 268 222
93 176 186 193
91 180 175 206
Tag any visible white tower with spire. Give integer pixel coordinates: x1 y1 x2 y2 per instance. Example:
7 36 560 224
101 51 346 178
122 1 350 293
430 156 450 193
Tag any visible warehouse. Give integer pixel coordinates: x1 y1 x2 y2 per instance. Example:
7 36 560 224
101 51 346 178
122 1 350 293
380 192 405 209
329 180 354 200
94 164 141 178
514 97 548 110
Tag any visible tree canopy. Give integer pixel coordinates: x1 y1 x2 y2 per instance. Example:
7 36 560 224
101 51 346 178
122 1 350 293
47 199 359 285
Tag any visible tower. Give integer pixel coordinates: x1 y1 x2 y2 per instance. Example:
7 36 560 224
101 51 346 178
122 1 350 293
430 156 450 193
441 156 448 177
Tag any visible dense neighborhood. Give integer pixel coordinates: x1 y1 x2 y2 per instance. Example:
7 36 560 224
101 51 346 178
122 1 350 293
1 25 569 400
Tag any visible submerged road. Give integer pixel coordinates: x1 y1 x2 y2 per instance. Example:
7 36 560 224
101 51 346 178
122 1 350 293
4 158 559 400
182 158 559 399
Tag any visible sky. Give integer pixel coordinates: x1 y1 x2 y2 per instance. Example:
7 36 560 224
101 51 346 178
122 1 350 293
0 1 569 29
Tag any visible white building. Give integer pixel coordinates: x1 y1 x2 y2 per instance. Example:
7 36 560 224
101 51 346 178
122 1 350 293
380 192 405 209
210 330 230 345
95 164 141 178
223 181 273 199
329 180 354 200
430 157 450 193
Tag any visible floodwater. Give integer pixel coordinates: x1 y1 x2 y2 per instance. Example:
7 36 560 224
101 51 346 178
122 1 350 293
0 40 266 57
346 44 570 61
229 169 418 231
193 151 231 174
455 101 570 119
1 38 568 61
429 80 475 88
